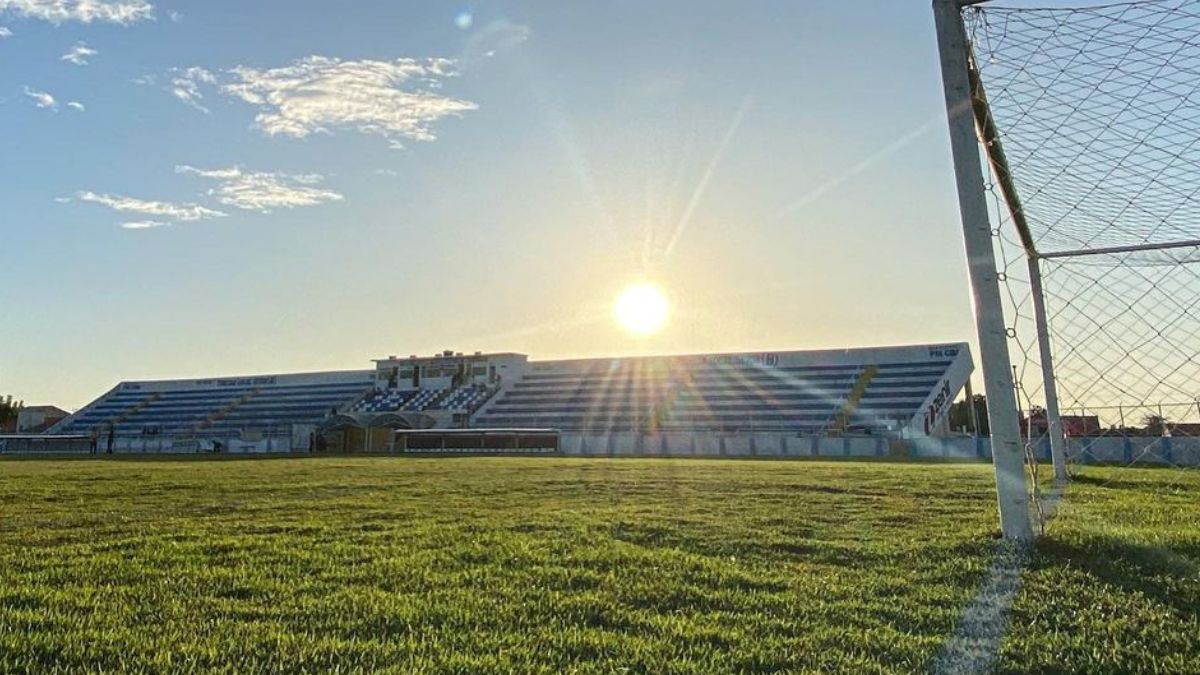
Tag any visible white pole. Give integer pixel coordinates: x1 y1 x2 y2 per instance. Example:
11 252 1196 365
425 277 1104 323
965 378 980 435
933 0 1034 541
1027 256 1068 480
1040 238 1200 260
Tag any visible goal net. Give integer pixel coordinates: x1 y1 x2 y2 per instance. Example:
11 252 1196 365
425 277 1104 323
962 0 1200 475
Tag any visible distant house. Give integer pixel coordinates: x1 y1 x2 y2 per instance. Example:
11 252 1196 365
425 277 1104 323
1167 422 1200 438
16 405 70 433
1022 411 1101 437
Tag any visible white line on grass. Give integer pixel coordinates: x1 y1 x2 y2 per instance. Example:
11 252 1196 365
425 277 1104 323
929 481 1065 675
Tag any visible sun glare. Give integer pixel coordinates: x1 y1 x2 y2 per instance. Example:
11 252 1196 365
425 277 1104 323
615 282 669 336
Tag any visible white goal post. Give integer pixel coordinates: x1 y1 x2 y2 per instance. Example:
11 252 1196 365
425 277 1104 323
933 0 1035 542
934 0 1200 539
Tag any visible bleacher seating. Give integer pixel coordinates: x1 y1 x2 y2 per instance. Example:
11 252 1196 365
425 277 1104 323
352 389 418 413
430 384 494 411
401 389 441 411
351 384 495 414
54 345 969 448
56 374 373 438
203 382 373 434
472 351 961 435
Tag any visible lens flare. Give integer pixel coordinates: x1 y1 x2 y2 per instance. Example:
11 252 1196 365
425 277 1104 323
615 282 669 336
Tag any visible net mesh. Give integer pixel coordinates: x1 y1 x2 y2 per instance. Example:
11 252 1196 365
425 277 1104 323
965 0 1200 470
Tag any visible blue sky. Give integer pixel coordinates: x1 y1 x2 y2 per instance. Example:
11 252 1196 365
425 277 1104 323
2 0 979 409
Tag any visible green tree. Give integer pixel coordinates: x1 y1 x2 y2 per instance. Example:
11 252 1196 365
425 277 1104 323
0 395 23 431
949 394 988 435
1142 414 1168 437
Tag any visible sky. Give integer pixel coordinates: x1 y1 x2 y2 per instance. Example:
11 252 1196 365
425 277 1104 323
2 0 984 410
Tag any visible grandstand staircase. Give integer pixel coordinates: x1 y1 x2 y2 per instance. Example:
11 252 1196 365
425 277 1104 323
344 388 377 413
469 385 500 414
465 385 503 425
425 387 454 410
644 382 684 433
193 388 261 433
829 365 878 435
100 392 161 431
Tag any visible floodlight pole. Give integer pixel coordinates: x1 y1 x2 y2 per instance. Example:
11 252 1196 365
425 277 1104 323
933 0 1034 541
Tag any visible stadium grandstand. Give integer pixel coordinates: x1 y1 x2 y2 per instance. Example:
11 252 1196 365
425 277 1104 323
39 343 973 455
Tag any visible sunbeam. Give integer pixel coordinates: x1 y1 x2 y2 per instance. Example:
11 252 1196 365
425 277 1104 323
661 91 755 260
774 116 940 221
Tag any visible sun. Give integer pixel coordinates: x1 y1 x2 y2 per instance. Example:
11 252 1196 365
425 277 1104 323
615 282 669 336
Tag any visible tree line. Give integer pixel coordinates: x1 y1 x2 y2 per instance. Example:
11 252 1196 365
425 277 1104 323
0 395 23 432
949 394 1176 436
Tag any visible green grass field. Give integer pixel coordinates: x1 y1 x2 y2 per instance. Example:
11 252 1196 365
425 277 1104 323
0 457 1195 673
998 468 1200 674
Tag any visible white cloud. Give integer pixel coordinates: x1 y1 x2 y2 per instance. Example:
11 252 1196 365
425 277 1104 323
61 41 97 65
78 190 225 221
66 100 84 111
176 165 343 213
0 25 12 36
171 56 476 146
53 196 72 203
23 85 56 109
373 168 399 176
169 66 213 113
121 220 168 229
0 0 153 24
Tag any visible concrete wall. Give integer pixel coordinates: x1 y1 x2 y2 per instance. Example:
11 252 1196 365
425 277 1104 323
664 433 694 455
107 435 294 454
694 435 722 457
550 432 1198 466
12 427 1200 465
753 433 785 456
611 432 639 456
1067 436 1200 466
581 434 610 455
784 436 815 457
0 436 92 455
724 435 752 456
910 436 987 460
560 433 584 455
558 433 902 459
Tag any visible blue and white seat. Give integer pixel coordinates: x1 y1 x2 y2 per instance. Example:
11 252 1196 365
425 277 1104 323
55 373 374 438
472 345 969 436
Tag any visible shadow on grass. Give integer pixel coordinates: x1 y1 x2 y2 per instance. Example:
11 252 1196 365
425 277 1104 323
1069 473 1162 491
1032 533 1200 618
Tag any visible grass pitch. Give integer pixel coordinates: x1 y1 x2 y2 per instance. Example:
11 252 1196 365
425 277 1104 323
0 457 1195 673
996 466 1200 674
